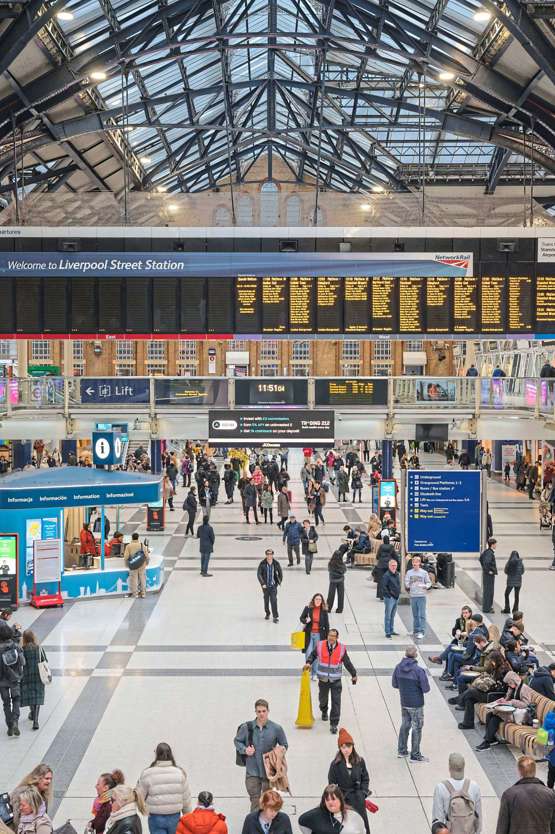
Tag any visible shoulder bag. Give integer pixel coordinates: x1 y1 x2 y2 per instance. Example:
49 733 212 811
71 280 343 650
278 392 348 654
38 646 53 686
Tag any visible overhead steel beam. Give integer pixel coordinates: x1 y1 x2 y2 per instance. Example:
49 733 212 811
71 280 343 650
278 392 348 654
481 0 555 86
485 147 512 193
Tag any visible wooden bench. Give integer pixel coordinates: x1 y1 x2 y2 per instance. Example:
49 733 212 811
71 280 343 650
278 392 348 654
476 690 555 756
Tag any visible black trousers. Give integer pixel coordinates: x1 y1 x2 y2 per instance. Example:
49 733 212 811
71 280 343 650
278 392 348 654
318 679 342 726
263 508 273 523
504 586 520 611
186 514 195 535
460 687 487 726
263 586 279 618
327 581 345 612
485 712 502 743
548 764 555 790
0 684 20 727
245 505 259 523
482 572 495 611
225 485 234 500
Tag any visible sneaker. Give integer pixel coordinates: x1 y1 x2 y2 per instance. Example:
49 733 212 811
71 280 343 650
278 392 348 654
415 633 424 639
7 725 13 737
264 614 270 620
330 725 338 734
397 751 408 758
429 656 443 665
458 722 474 730
385 634 392 639
12 723 19 737
475 741 490 751
391 631 400 636
322 712 329 722
273 618 279 623
409 754 429 763
448 696 459 705
439 673 453 682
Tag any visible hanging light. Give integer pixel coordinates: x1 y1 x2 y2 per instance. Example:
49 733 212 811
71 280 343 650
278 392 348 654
438 70 455 81
90 70 107 81
371 184 385 193
140 156 151 164
167 203 179 213
56 10 74 20
473 9 492 20
360 203 371 210
156 185 167 192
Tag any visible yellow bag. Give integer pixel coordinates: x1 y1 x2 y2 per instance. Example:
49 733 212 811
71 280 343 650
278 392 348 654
290 631 305 650
295 668 314 728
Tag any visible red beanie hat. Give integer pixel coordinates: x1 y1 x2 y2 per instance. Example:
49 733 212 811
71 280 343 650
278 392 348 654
338 727 354 748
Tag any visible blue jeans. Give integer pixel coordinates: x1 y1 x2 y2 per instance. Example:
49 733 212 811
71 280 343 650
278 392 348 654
148 814 180 834
384 596 398 637
398 706 424 756
306 632 320 676
200 550 211 574
410 596 426 635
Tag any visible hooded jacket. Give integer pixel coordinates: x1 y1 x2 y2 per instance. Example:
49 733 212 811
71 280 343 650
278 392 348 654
392 657 430 708
177 808 228 834
529 667 555 700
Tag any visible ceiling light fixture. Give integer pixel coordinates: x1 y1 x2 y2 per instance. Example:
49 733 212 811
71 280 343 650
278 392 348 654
473 9 492 20
140 156 151 164
360 203 371 211
156 185 167 192
90 70 107 81
438 70 455 81
56 10 74 20
167 203 179 212
371 184 385 193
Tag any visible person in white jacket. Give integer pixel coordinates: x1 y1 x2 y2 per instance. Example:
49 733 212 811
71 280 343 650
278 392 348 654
137 743 192 834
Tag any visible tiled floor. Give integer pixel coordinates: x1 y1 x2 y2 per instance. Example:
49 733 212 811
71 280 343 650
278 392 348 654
3 450 554 834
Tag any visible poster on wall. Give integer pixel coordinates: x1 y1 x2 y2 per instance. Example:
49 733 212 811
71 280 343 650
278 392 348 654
0 535 18 607
543 442 555 487
25 516 60 575
501 444 521 478
416 380 456 402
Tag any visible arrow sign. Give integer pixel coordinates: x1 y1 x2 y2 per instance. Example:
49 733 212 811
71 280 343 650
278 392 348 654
81 378 149 404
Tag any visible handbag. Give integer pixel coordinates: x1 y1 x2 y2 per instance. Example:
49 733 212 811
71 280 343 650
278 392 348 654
365 799 379 814
38 646 52 686
308 541 318 553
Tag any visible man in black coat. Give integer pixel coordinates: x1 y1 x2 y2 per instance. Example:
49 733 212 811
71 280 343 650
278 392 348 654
540 360 555 378
495 756 555 834
0 620 24 736
257 549 283 623
530 664 555 700
223 464 236 503
184 487 197 535
196 516 215 577
479 537 497 613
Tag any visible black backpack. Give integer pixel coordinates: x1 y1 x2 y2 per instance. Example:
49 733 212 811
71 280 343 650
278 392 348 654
235 721 254 766
127 548 146 570
0 643 24 683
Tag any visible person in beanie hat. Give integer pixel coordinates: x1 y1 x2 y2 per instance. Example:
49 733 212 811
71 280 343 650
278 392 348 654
432 753 482 833
176 791 228 834
327 729 371 834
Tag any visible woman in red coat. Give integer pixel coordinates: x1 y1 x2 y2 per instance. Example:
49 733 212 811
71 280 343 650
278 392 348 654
177 792 227 834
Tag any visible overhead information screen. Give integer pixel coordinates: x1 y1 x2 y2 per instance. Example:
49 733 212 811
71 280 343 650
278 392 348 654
181 277 206 333
480 276 506 333
316 276 342 332
372 276 396 333
4 272 555 335
425 277 450 333
453 277 479 334
344 277 370 333
315 378 389 406
235 275 260 333
289 276 314 333
536 276 555 333
262 276 288 333
235 378 309 406
399 277 423 333
508 275 533 332
209 409 334 446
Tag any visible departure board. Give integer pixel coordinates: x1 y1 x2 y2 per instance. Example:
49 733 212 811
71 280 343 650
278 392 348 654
344 277 370 333
399 277 424 333
71 278 96 332
153 278 178 333
15 278 41 333
262 276 288 333
126 277 151 333
372 276 396 333
508 275 533 332
453 277 479 334
181 277 206 333
289 276 314 333
316 276 342 333
0 280 13 333
536 276 555 333
207 276 234 333
315 377 388 406
98 278 123 333
480 276 506 333
43 278 67 333
235 275 260 333
426 277 451 333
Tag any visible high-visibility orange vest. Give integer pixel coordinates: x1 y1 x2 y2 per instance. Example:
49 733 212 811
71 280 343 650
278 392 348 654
316 641 346 681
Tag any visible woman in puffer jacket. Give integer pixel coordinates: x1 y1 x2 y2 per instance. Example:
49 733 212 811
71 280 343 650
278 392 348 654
177 791 228 834
138 743 193 834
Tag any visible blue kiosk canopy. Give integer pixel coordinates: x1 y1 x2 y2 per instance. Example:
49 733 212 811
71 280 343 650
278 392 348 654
0 467 161 510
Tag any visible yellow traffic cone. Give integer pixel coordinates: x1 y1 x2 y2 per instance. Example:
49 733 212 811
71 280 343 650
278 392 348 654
295 668 314 728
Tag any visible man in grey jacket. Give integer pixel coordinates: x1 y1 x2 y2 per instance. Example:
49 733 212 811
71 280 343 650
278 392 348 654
234 698 288 811
405 555 432 638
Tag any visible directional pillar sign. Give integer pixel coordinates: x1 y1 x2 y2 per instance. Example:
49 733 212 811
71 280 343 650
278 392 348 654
92 431 125 467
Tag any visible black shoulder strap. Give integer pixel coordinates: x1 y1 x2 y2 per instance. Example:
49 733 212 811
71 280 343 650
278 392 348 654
247 721 254 746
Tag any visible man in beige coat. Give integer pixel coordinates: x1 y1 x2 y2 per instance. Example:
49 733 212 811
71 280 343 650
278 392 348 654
124 533 150 598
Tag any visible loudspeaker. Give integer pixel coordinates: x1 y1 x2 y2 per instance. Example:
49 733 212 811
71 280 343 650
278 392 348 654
279 239 298 252
58 239 79 252
497 240 518 253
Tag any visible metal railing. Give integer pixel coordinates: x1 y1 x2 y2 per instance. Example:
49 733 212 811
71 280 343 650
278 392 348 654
1 375 554 418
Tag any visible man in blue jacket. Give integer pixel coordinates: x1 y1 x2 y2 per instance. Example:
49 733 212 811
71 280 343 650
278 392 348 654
282 514 303 566
392 646 430 762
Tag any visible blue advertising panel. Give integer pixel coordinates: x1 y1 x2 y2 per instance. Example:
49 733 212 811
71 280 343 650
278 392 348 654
407 470 481 553
81 378 149 404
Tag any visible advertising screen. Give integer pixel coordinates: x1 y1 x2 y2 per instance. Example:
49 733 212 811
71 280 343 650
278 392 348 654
209 409 334 446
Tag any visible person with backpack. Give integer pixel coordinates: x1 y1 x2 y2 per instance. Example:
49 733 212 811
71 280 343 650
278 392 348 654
233 699 288 812
0 619 24 736
123 533 150 599
432 753 482 833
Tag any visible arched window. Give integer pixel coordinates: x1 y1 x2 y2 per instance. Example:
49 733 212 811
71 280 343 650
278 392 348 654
214 206 232 226
237 195 253 225
285 194 301 226
260 181 279 226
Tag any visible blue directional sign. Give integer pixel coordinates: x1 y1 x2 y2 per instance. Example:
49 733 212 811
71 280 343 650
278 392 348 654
406 470 481 553
92 431 124 467
81 378 149 404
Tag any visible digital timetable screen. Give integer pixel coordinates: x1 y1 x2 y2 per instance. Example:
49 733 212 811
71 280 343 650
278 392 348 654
0 272 552 335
